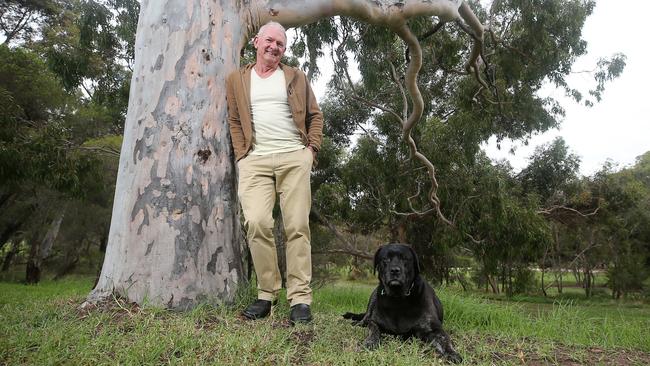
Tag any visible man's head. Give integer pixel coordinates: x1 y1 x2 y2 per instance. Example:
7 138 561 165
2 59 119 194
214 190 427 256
253 21 287 69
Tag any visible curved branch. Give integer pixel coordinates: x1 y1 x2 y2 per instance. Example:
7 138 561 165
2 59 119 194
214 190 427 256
390 22 486 246
391 22 453 226
538 205 600 218
458 2 484 74
311 206 374 260
259 0 465 30
388 61 408 122
418 20 446 41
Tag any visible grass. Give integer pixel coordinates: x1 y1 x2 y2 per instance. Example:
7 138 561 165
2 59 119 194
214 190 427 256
1 276 649 365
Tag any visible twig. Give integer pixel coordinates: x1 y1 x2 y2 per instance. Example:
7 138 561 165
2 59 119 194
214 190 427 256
112 293 134 318
538 206 600 218
311 206 373 261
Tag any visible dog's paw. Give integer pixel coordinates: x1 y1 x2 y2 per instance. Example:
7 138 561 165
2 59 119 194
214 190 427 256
362 337 379 350
445 351 463 364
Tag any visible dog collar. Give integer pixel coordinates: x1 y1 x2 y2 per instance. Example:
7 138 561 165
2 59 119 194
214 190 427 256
380 281 415 297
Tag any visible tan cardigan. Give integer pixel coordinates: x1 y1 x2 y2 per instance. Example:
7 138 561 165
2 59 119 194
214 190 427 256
225 63 324 162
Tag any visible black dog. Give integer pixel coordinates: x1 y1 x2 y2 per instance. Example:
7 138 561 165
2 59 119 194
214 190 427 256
343 243 462 363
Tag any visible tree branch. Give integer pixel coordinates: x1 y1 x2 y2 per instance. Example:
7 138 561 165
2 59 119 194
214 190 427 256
311 206 374 260
389 61 408 122
260 0 466 31
312 248 373 260
391 22 454 226
418 20 445 41
538 205 600 218
2 8 31 45
76 145 121 158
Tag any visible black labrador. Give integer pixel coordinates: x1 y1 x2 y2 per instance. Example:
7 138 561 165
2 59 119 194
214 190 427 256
343 243 462 363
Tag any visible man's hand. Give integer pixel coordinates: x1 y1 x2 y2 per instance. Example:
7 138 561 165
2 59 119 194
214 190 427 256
307 145 317 162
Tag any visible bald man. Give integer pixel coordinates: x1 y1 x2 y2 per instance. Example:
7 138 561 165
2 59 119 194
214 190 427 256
225 21 323 325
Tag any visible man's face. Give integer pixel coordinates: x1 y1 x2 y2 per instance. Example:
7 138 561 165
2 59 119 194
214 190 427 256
253 25 286 68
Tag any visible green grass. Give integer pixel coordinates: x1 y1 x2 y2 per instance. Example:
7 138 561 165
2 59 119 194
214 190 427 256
1 276 649 365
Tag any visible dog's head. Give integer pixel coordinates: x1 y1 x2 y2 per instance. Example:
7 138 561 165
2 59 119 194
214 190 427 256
374 243 420 297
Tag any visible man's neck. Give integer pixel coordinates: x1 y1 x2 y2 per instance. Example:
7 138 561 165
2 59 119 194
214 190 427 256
254 63 280 78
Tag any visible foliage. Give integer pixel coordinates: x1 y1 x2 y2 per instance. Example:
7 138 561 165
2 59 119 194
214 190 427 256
519 137 581 202
36 0 139 134
0 0 61 46
593 157 650 298
0 0 134 283
0 45 98 194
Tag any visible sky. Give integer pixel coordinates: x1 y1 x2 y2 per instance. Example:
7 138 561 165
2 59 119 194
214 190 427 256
482 1 650 176
309 1 650 176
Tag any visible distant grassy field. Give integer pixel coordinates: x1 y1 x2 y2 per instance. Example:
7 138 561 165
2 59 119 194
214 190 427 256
1 276 649 365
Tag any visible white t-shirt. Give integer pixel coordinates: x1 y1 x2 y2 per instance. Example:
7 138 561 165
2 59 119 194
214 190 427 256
250 68 304 156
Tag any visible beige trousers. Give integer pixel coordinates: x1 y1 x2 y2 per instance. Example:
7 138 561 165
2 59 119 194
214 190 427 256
237 148 313 306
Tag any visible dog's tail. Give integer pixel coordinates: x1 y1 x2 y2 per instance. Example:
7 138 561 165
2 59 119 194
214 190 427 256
342 312 365 321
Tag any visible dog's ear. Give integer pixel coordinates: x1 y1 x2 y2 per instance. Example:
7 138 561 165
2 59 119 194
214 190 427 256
373 246 383 274
407 245 420 277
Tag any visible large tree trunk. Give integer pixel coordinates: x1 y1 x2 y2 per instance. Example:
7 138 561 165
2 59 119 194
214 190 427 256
85 0 477 309
25 211 65 284
85 0 249 309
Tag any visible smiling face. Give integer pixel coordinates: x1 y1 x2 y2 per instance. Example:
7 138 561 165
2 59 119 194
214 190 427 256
253 24 286 70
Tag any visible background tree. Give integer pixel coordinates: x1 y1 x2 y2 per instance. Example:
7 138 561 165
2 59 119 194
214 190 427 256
0 0 134 283
593 158 650 298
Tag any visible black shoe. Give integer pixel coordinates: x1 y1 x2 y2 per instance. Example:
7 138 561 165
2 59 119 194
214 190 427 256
289 304 312 325
242 299 273 320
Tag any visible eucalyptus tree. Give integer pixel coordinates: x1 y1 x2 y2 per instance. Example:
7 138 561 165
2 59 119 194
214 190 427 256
519 137 610 295
519 137 581 203
85 0 487 309
36 0 140 134
1 1 145 283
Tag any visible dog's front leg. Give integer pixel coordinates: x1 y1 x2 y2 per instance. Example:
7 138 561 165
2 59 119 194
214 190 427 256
420 329 462 364
357 289 378 326
362 321 381 350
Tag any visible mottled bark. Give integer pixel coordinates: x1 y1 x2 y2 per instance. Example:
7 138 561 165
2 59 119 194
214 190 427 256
86 0 481 309
86 0 248 309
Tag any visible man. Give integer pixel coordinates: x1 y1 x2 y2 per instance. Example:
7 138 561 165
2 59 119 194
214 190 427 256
225 21 323 324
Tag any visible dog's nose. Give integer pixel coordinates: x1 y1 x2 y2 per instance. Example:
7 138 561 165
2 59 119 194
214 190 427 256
390 267 401 275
